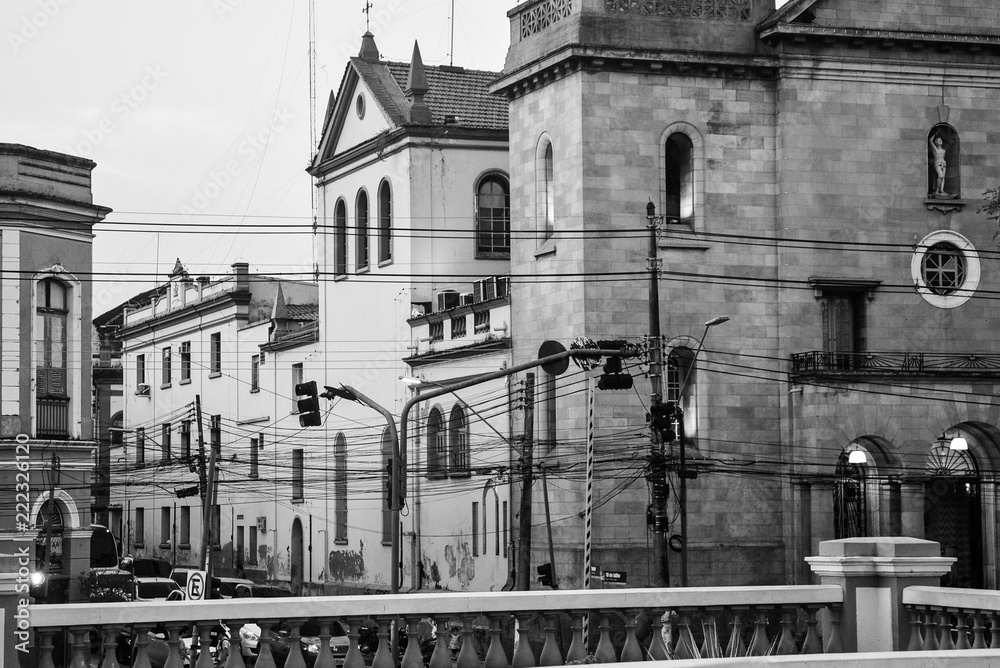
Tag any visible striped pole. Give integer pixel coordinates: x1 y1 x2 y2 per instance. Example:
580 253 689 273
583 373 596 645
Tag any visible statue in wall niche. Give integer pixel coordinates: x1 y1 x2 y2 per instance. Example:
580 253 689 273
929 133 948 197
927 126 960 200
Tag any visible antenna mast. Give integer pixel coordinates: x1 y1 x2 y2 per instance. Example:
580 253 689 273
309 0 318 244
449 0 455 66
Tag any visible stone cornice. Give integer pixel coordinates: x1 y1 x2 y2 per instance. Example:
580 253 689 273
118 290 252 339
806 555 956 578
760 23 1000 55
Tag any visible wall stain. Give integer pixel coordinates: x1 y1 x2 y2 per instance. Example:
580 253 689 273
328 549 366 582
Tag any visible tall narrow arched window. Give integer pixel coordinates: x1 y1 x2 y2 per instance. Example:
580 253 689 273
666 346 695 404
381 427 393 542
378 179 392 264
449 405 469 476
37 278 70 438
475 173 510 258
356 189 369 271
664 132 694 225
427 408 446 478
334 198 347 276
834 450 868 539
334 433 348 542
536 136 555 242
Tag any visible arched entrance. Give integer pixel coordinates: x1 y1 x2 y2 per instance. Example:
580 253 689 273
923 435 982 588
290 517 304 595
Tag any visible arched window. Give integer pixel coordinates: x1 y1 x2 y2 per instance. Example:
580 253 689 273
427 408 446 477
37 278 68 398
834 450 868 539
536 137 554 242
334 433 348 542
664 132 694 225
356 189 369 271
928 125 960 200
666 346 696 404
475 173 510 258
449 405 469 475
334 199 347 276
378 179 392 264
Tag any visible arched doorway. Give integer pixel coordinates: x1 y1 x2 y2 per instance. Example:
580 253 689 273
923 436 982 588
290 517 304 595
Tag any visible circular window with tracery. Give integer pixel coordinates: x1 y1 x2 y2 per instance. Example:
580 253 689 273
911 230 980 308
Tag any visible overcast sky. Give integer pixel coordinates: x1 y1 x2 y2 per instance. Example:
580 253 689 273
4 0 788 313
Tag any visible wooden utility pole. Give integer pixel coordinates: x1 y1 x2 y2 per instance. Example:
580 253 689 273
195 395 218 597
540 462 557 588
516 374 535 590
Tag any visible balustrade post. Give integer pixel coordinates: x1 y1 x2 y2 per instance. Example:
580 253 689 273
285 618 309 668
255 620 279 668
594 612 617 664
313 619 337 668
920 610 938 651
221 622 248 668
68 626 91 668
775 608 797 655
991 613 1000 648
725 609 748 658
370 620 393 668
511 614 535 668
484 615 509 668
699 607 723 658
972 613 988 649
955 612 972 650
938 611 956 650
620 609 644 662
132 625 154 668
801 607 824 654
100 626 124 668
746 609 770 656
539 614 563 666
672 609 699 660
194 623 216 668
456 615 481 668
400 616 424 668
905 609 923 651
429 616 451 668
806 537 955 652
37 628 57 668
164 623 187 668
646 611 670 661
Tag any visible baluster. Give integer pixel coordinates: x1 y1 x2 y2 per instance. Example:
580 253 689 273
69 626 91 668
511 614 535 668
370 620 393 668
620 608 644 662
775 608 797 655
284 618 309 668
824 606 843 654
673 609 700 660
456 615 481 668
539 614 563 666
100 626 123 668
343 618 366 668
800 607 823 654
955 613 971 650
484 614 509 668
132 625 154 668
37 628 57 668
972 612 988 649
163 623 187 668
564 613 586 663
194 622 216 668
255 620 279 668
746 609 770 656
594 612 617 664
646 610 671 661
401 616 424 668
429 616 452 668
905 608 924 652
920 610 938 651
725 609 748 658
221 624 248 668
937 611 955 650
313 619 337 668
991 613 1000 648
700 609 723 658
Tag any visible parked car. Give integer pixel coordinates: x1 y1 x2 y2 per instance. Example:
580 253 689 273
121 556 173 578
213 576 255 599
133 576 182 601
220 619 349 668
232 583 293 598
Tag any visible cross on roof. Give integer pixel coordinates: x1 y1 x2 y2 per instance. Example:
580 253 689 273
363 1 373 31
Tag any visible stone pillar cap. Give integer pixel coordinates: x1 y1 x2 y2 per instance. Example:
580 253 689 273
818 537 943 559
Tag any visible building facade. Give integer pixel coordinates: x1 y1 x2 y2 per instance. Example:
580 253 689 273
492 0 1000 589
0 143 109 641
307 33 514 592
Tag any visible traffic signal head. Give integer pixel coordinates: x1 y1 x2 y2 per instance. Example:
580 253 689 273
597 356 632 390
649 402 676 442
295 381 322 427
537 562 554 588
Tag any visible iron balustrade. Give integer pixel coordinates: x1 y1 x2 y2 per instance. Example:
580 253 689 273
36 398 70 438
791 351 1000 376
29 585 844 667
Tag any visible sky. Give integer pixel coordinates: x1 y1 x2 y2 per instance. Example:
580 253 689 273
4 0 790 315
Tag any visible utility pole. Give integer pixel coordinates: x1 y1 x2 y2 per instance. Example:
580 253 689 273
540 462 557 589
646 201 670 588
516 374 535 591
195 395 218 597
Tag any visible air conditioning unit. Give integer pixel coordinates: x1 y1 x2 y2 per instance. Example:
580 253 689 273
436 290 460 312
136 383 150 397
473 278 496 303
257 516 267 533
459 292 475 307
495 275 510 299
410 303 426 318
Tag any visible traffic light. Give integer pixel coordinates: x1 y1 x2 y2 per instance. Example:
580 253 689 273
295 381 322 427
597 356 633 390
649 401 676 442
384 458 394 508
537 562 554 588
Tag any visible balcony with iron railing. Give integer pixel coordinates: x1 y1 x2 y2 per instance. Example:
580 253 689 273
791 351 1000 378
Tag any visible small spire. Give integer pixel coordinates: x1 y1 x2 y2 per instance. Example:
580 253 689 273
169 258 187 277
358 31 380 63
406 41 432 124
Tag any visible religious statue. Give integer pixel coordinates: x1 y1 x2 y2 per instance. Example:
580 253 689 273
929 133 949 198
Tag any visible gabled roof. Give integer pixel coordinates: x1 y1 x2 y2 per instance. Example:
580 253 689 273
310 33 507 173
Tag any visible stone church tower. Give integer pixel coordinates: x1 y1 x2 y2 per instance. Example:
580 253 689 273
493 0 1000 588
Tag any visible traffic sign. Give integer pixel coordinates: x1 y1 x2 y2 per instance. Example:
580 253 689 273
603 570 627 585
186 570 208 600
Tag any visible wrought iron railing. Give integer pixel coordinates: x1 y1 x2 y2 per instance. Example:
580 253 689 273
30 585 844 667
791 351 1000 377
36 398 70 438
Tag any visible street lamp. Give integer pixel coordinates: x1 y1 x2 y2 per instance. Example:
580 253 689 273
675 314 729 587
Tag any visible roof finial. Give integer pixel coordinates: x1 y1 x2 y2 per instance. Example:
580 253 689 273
363 1 373 32
406 41 432 124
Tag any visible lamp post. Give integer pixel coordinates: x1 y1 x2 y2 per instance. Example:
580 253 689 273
675 315 729 587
